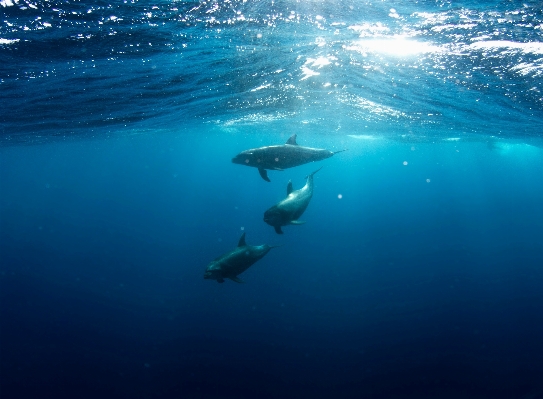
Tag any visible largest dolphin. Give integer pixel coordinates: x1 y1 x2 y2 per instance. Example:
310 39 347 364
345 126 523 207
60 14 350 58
204 232 275 283
232 134 345 182
263 167 321 234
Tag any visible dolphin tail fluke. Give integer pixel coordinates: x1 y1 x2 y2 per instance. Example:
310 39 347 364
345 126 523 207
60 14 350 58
258 168 271 182
229 276 245 283
274 226 283 234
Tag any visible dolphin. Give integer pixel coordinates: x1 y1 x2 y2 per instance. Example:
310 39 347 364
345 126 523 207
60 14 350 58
232 134 345 182
204 232 275 283
263 167 322 234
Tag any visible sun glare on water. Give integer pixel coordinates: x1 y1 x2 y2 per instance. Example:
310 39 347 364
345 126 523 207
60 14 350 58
345 36 441 57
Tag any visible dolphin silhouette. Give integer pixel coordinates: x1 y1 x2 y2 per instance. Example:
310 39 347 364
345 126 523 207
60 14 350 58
232 134 345 182
204 232 275 283
263 167 321 234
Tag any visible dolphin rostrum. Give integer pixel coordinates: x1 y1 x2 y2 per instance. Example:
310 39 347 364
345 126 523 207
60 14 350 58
263 167 322 234
232 134 345 182
204 232 275 283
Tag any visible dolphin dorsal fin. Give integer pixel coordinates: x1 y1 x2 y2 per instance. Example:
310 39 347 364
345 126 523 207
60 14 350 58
286 134 298 145
238 232 246 247
286 180 293 196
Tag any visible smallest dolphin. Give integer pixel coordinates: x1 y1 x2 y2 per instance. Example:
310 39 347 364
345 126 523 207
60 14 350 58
204 232 275 283
263 167 322 234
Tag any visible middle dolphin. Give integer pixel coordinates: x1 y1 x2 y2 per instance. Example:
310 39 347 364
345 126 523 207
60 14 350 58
232 134 345 182
263 167 322 234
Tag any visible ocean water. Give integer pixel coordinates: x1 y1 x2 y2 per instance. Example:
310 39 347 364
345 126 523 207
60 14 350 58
1 1 543 398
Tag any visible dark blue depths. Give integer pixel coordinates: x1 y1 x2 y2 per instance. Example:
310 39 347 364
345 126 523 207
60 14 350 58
2 0 543 398
2 132 543 399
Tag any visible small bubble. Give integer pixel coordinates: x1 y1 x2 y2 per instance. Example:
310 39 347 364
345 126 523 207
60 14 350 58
426 179 431 183
240 226 245 230
403 161 408 166
256 33 262 39
337 194 343 199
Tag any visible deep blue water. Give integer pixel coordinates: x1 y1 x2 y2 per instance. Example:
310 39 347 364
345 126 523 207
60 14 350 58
2 1 543 398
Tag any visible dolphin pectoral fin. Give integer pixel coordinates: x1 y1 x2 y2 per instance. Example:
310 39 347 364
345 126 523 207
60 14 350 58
286 134 298 145
290 220 306 225
286 180 293 196
258 168 271 182
217 278 225 283
333 149 348 154
229 276 245 283
274 226 283 234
